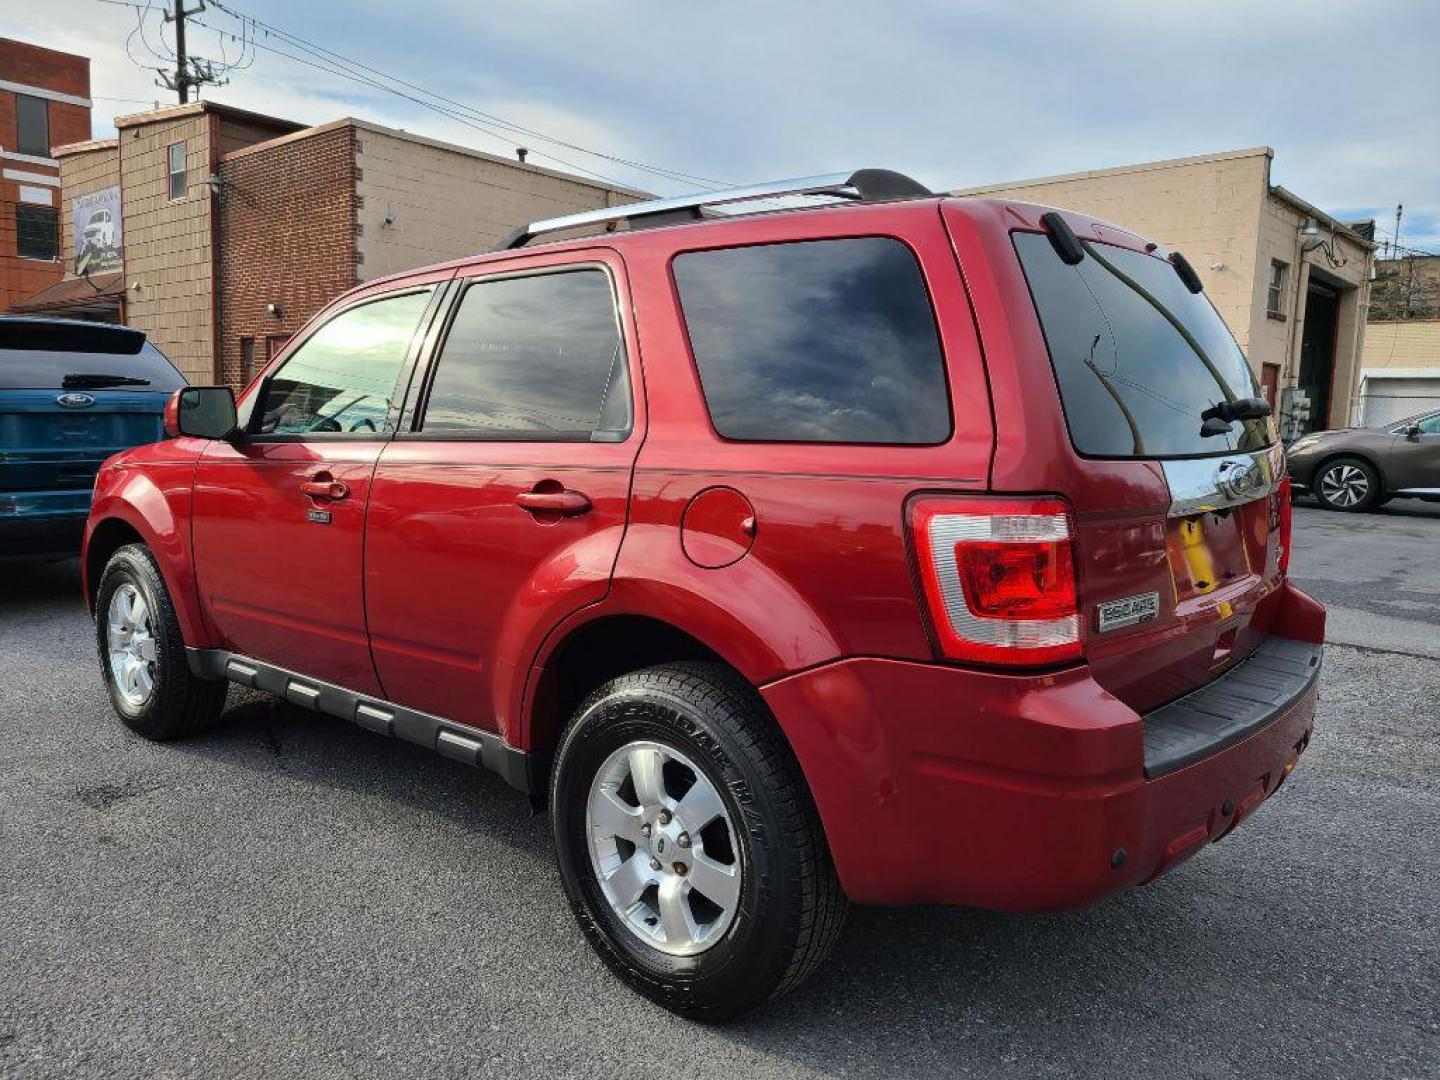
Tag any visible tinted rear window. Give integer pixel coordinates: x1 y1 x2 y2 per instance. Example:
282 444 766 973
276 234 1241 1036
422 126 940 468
1014 232 1274 458
673 237 951 444
0 323 185 391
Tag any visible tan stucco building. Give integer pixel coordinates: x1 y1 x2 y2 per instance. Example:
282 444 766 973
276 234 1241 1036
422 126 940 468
954 147 1377 435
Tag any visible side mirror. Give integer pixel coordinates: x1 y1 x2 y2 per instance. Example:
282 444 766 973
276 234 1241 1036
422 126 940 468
1404 423 1422 440
165 387 237 439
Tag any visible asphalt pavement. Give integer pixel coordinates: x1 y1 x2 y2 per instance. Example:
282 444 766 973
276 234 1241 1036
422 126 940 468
1 505 1436 1079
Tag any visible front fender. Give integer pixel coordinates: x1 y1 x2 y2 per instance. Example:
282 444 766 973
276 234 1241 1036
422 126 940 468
84 454 209 646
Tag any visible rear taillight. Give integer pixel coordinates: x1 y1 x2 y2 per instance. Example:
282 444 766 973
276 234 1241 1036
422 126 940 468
909 496 1082 667
1274 475 1293 574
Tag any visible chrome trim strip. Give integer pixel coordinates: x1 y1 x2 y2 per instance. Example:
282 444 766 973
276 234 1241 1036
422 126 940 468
1161 445 1285 517
1395 487 1440 496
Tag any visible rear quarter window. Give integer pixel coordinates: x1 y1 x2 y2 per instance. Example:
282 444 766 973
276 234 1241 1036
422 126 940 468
672 236 952 444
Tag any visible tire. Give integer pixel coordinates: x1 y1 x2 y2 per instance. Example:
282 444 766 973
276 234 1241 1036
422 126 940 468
95 543 227 740
1314 456 1381 512
550 662 847 1020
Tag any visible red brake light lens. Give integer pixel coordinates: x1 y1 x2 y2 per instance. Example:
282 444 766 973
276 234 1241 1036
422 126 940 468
910 496 1082 666
957 539 1077 620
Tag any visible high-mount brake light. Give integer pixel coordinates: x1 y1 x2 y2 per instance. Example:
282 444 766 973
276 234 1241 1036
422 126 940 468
909 496 1082 666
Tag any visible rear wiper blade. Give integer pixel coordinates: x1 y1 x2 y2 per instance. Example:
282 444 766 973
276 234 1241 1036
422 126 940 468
1202 396 1271 423
61 373 151 389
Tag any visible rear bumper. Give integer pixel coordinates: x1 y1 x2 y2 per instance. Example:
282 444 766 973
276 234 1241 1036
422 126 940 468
0 499 88 558
761 580 1324 910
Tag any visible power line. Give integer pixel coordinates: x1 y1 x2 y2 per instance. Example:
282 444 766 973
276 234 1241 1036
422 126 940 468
197 0 729 190
185 15 636 188
95 0 726 192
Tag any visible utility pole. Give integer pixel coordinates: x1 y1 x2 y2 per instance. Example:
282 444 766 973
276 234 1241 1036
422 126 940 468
156 1 226 103
173 0 190 103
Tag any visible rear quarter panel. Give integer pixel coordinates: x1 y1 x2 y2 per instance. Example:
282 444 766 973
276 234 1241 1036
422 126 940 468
516 202 997 749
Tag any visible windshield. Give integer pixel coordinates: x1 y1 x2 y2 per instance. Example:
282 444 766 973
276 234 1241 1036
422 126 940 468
0 322 186 391
1014 232 1274 458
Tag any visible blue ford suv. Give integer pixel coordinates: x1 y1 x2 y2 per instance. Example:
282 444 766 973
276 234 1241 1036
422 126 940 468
1 317 185 559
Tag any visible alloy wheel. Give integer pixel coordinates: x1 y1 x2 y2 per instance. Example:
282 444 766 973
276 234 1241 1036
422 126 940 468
585 740 742 956
1319 463 1370 508
107 583 157 708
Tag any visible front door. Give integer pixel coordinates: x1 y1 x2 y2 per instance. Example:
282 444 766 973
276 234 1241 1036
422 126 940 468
191 285 441 693
1297 284 1339 433
364 252 642 734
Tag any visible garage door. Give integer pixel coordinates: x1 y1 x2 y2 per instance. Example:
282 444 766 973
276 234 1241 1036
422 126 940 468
1358 376 1440 426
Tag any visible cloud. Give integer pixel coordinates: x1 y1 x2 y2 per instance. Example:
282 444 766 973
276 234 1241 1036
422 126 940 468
3 1 1436 248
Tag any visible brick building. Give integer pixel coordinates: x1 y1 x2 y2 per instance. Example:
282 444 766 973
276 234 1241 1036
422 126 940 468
955 148 1377 435
215 118 641 387
13 100 302 372
0 38 91 311
14 103 642 388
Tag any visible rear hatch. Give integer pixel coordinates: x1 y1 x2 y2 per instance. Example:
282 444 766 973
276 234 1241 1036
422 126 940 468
0 321 184 520
1008 226 1286 715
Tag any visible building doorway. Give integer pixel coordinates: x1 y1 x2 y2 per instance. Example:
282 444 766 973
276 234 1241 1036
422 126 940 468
1297 281 1339 433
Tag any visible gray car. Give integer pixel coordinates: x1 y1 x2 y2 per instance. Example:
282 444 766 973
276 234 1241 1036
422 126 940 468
1287 408 1440 511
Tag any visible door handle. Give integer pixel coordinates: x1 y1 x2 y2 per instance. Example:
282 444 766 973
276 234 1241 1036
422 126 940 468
300 476 349 501
515 489 591 516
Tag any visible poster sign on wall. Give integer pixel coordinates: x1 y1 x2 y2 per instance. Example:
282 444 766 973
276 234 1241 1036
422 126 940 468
72 186 122 275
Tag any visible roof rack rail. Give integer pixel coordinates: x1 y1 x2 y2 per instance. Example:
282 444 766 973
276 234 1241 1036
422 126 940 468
498 168 933 250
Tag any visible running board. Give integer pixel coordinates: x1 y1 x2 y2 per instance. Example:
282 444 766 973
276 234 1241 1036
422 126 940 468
186 648 532 794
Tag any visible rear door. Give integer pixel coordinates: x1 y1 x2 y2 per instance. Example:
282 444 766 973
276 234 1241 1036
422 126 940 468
363 250 642 732
1003 223 1285 713
191 284 443 694
0 322 183 529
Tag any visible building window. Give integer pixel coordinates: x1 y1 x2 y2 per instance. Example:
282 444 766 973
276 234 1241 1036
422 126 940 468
1267 259 1288 318
15 94 50 157
240 338 257 383
16 205 58 260
167 142 188 200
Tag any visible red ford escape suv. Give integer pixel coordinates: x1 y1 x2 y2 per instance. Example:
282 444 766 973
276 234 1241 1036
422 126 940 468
83 170 1324 1019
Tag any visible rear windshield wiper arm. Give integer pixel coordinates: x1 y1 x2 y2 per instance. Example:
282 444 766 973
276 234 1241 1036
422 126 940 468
1199 396 1270 437
61 373 152 389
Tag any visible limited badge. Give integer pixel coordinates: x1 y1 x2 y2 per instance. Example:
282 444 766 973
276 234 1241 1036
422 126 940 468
307 508 332 525
1096 592 1160 633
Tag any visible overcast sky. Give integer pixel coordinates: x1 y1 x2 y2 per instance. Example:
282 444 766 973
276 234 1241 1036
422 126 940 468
6 0 1438 250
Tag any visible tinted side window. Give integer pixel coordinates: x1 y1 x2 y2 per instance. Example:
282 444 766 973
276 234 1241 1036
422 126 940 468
672 237 951 444
256 289 432 435
420 269 629 438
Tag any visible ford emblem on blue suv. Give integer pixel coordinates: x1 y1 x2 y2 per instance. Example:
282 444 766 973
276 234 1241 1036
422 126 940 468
56 392 98 409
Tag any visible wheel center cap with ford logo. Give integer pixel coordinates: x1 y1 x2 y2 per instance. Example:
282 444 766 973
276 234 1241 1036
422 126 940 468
56 393 97 409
